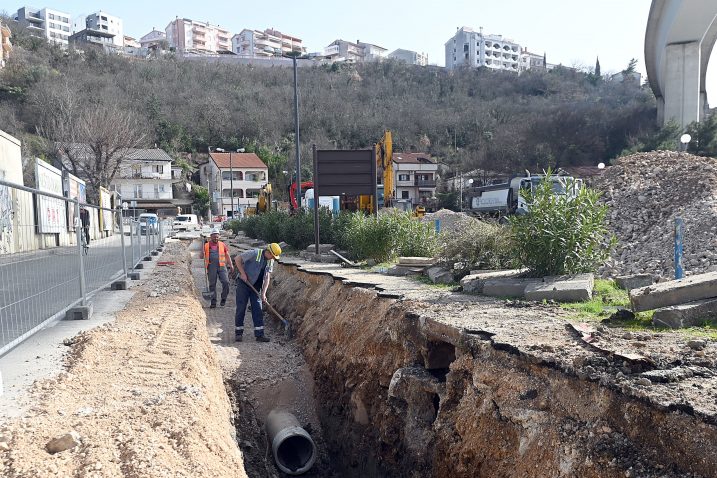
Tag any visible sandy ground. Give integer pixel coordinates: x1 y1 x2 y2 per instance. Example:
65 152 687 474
0 241 247 478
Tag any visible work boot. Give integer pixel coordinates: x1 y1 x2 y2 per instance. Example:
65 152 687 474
256 336 270 343
220 299 226 307
210 302 216 309
235 335 243 342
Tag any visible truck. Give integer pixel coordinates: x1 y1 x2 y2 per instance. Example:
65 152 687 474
465 173 582 219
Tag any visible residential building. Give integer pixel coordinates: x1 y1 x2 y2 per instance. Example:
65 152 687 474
357 41 387 61
324 39 364 62
165 18 231 54
110 149 176 215
84 11 123 47
388 48 428 66
390 152 438 207
231 28 305 57
139 28 166 51
13 6 71 46
199 152 268 218
69 28 119 53
519 48 545 72
1 22 11 68
445 26 521 72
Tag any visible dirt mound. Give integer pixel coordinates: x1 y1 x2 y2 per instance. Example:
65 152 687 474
421 208 474 234
0 242 247 478
595 151 717 279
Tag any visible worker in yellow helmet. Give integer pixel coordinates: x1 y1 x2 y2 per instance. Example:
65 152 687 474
233 242 282 342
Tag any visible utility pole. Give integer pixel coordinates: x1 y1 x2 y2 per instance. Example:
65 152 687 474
459 171 463 211
292 54 302 209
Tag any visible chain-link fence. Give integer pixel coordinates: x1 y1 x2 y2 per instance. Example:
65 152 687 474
0 178 163 356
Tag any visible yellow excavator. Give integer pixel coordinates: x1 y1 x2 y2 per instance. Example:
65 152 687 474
376 130 394 209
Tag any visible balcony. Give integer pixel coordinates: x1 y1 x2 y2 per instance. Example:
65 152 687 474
415 179 436 188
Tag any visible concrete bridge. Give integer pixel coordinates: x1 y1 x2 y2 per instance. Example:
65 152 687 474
645 0 717 128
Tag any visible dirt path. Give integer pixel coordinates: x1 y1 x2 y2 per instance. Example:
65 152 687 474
0 240 247 478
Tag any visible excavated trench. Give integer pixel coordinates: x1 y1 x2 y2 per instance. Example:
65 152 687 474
240 261 717 478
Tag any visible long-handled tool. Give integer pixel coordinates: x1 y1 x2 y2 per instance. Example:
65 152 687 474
202 267 213 301
241 277 289 332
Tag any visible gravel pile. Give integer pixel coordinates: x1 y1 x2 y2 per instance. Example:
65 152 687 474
595 151 717 279
421 208 474 234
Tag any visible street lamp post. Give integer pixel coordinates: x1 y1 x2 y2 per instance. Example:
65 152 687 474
282 52 309 209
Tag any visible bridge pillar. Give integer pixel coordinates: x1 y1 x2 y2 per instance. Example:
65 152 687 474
663 41 702 128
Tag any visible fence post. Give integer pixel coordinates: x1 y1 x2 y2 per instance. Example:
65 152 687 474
674 217 684 280
435 219 441 234
74 198 87 306
119 210 128 278
144 220 150 259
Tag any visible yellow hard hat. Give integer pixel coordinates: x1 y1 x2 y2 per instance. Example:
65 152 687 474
268 243 282 259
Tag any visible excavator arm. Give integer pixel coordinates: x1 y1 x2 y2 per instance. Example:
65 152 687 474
376 130 393 208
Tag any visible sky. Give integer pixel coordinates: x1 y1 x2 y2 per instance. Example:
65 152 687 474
7 0 717 100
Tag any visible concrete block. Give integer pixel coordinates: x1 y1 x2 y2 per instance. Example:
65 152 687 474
128 272 140 280
307 243 335 253
387 265 424 277
111 280 127 290
151 251 159 256
615 274 654 291
319 254 338 263
460 269 524 293
157 247 164 252
143 256 152 261
426 266 453 284
524 274 594 302
630 271 717 312
134 263 144 270
652 298 717 328
65 303 93 321
398 257 435 266
483 278 542 298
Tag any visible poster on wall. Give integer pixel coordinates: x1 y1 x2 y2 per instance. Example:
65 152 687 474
0 170 13 254
35 159 66 234
99 186 113 232
63 172 86 231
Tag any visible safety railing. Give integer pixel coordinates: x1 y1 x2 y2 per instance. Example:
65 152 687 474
0 178 163 356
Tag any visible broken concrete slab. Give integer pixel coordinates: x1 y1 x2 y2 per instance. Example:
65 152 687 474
524 274 594 302
460 269 524 293
630 271 717 312
398 257 435 267
652 298 717 329
306 243 335 253
482 278 543 298
387 265 424 277
615 274 654 291
427 266 453 284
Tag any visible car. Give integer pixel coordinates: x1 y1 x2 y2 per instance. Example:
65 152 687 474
173 214 200 231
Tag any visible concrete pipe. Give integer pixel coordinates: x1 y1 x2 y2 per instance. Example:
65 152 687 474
265 409 317 475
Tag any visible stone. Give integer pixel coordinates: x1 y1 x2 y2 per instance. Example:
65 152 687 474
630 271 717 312
398 257 435 267
524 274 594 302
426 266 452 284
0 441 8 451
614 274 654 291
46 431 81 454
652 298 717 328
636 377 652 386
460 269 524 293
386 265 424 277
482 277 543 298
687 340 707 351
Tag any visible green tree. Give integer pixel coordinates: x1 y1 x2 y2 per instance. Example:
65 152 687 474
193 186 210 218
509 174 615 277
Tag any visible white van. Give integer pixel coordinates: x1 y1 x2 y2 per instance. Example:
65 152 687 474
173 214 200 231
138 213 159 235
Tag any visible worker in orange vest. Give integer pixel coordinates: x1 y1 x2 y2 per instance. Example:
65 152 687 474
204 229 233 308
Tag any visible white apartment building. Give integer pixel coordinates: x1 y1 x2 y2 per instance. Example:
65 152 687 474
390 153 438 207
388 48 428 66
200 152 269 218
357 41 387 61
232 28 305 57
13 6 71 46
445 27 521 72
111 149 175 214
165 18 231 54
84 11 123 47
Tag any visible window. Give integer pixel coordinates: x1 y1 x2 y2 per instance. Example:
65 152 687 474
398 174 410 182
221 171 243 181
152 165 164 174
134 185 143 198
62 17 69 23
245 189 261 198
222 189 244 198
401 191 409 199
131 165 142 178
49 13 55 20
245 171 266 182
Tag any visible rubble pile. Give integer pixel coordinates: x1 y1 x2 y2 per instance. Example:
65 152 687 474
421 208 474 234
595 151 717 279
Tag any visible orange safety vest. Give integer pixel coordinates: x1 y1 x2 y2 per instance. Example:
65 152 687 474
204 241 230 268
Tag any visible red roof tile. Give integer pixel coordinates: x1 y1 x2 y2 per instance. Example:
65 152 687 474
210 152 267 169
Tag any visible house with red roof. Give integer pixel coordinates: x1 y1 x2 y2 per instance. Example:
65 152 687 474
199 151 269 218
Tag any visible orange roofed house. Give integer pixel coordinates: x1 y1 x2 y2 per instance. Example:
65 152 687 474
391 152 438 209
199 152 268 219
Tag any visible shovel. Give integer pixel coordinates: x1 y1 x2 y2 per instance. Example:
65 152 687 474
241 276 290 332
202 267 213 301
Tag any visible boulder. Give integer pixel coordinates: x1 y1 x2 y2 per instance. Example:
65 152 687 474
46 431 81 454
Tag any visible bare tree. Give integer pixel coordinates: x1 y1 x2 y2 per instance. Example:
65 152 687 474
34 81 147 202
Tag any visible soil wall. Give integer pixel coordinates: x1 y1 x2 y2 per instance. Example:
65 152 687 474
271 263 717 478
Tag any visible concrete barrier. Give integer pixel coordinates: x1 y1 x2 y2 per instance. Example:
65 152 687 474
630 271 717 312
460 269 524 293
524 274 594 302
652 298 717 328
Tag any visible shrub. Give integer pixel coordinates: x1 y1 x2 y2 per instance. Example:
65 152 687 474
509 176 615 277
438 218 515 277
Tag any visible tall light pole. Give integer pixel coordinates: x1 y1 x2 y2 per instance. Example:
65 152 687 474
284 51 307 209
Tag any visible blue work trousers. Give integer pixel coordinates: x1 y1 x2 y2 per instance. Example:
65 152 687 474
235 280 264 337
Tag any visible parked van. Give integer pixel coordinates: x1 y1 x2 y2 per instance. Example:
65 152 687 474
138 213 159 235
173 214 200 231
